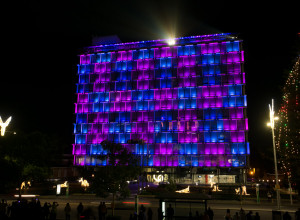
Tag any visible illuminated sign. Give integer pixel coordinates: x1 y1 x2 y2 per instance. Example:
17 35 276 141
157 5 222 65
153 174 164 182
153 174 168 183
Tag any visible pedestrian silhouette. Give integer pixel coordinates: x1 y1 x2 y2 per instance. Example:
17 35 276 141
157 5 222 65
140 204 146 213
98 202 103 220
207 207 214 220
166 204 174 220
203 211 209 220
134 212 138 220
195 211 200 220
225 209 232 220
139 204 146 220
64 203 71 220
147 207 153 220
129 213 134 220
239 208 246 220
296 208 300 220
283 211 292 220
246 210 253 220
188 211 193 220
233 212 239 220
100 201 107 220
254 212 260 220
77 202 84 219
50 202 59 220
43 202 51 220
157 207 163 220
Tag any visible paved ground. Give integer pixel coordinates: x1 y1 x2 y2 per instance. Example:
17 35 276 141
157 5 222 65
2 194 299 219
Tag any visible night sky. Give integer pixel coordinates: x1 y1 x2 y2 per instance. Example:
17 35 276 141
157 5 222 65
2 1 299 172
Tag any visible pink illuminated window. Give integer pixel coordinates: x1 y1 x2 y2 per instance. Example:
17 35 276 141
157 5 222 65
201 44 208 54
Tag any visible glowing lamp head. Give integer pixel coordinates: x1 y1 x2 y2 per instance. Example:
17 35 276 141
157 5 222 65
167 38 176 46
0 116 12 136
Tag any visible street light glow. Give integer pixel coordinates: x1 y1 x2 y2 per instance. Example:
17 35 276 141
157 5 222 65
167 38 176 45
0 116 12 136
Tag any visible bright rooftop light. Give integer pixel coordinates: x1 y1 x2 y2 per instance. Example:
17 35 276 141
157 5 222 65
167 38 176 45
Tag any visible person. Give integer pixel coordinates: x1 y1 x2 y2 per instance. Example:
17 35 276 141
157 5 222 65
140 204 146 213
246 211 253 220
101 202 107 220
207 207 214 220
77 202 84 219
139 210 145 220
188 211 193 220
64 203 71 220
254 212 260 220
98 202 103 220
296 208 300 220
157 207 163 220
239 208 246 220
195 211 200 220
139 204 146 220
0 199 7 219
283 211 292 220
166 204 174 220
233 212 239 220
36 200 42 219
267 191 272 201
147 207 153 220
129 213 134 220
50 202 59 220
203 211 210 220
6 203 11 218
133 212 138 220
225 209 232 220
43 202 51 219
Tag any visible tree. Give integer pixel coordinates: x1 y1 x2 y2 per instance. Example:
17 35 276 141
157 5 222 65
91 140 141 216
0 131 65 194
276 56 300 192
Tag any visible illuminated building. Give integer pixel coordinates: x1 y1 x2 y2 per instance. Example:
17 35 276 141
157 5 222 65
73 33 249 183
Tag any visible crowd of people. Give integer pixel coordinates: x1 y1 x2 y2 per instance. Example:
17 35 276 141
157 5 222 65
128 206 299 220
0 198 59 220
0 198 108 220
224 208 298 220
1 198 299 220
128 204 214 220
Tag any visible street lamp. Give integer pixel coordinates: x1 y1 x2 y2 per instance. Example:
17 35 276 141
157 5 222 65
0 116 12 136
267 99 280 209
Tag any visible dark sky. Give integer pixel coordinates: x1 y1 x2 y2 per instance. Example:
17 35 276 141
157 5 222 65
1 1 299 170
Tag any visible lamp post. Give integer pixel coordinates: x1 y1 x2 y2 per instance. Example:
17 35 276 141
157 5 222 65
267 99 280 210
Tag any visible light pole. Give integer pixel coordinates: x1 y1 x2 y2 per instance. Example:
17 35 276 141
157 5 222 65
267 99 280 210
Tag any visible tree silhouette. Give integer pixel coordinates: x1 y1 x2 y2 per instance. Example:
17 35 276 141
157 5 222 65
92 140 141 216
276 56 300 191
0 131 65 194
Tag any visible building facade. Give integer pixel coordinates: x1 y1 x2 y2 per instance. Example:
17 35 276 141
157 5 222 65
73 33 249 184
